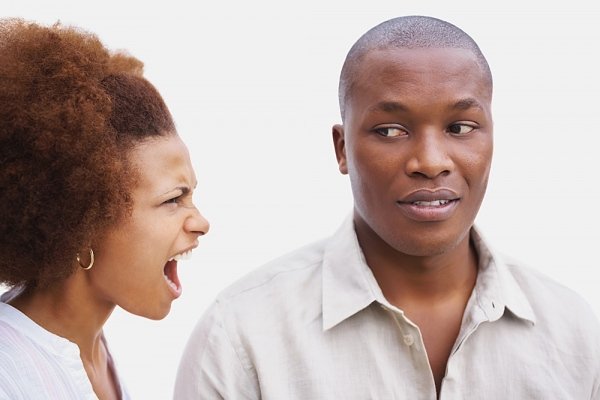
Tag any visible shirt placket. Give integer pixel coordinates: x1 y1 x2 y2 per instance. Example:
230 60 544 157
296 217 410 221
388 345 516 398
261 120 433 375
380 303 438 400
438 293 495 399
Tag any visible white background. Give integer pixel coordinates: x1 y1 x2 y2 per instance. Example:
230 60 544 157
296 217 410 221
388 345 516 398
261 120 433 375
4 1 600 398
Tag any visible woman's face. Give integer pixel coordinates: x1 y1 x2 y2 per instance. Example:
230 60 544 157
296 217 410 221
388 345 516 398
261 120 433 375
88 134 209 320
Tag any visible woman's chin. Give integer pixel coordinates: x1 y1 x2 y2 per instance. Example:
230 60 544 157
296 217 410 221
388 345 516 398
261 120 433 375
124 302 172 321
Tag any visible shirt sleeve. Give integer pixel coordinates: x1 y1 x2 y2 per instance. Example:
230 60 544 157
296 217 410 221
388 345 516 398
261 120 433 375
0 376 21 399
0 350 22 400
593 356 600 400
593 339 600 399
173 301 259 400
0 388 12 400
589 312 600 400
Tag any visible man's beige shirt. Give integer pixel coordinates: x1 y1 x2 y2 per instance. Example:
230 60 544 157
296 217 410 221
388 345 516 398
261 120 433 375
175 216 600 399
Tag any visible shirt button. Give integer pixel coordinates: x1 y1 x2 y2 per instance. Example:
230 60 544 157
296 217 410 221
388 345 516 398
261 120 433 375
403 334 415 346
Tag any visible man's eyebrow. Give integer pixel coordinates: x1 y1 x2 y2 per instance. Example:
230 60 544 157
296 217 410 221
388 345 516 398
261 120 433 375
452 98 485 111
368 101 409 113
366 98 485 116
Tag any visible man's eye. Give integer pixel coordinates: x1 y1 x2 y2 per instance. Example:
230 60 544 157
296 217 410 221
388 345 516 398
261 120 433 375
374 126 407 137
448 124 475 135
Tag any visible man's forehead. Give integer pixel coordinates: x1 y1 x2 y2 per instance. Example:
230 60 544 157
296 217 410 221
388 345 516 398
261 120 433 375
350 46 491 96
360 46 478 68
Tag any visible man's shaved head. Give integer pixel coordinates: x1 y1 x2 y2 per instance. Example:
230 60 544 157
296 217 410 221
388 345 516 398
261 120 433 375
338 15 492 120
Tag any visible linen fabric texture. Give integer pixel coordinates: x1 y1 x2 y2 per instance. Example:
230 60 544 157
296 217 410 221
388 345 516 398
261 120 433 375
174 215 600 400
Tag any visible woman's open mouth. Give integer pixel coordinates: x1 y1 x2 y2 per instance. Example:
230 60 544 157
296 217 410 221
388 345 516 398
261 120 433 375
163 249 192 298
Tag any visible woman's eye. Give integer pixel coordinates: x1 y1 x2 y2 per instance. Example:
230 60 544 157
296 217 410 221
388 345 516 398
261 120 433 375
374 126 407 137
163 196 181 205
448 124 475 135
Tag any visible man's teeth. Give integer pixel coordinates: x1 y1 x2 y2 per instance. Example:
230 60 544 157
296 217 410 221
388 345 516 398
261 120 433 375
168 249 192 262
163 274 178 291
412 199 451 206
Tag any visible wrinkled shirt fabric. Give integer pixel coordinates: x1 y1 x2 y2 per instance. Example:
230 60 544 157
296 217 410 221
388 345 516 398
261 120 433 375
175 215 600 400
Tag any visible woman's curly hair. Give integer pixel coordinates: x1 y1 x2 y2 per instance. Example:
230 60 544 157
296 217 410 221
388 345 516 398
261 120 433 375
0 18 176 288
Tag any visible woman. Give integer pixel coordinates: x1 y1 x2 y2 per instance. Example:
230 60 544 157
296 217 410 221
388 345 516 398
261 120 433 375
0 18 209 399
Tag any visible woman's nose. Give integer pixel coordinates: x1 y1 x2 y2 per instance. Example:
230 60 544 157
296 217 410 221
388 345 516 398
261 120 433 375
185 208 210 237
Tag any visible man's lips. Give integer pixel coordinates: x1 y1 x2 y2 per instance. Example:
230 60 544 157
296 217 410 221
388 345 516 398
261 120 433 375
396 188 460 222
398 188 460 204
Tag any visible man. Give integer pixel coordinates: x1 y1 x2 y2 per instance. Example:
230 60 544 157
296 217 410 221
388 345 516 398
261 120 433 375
175 16 600 399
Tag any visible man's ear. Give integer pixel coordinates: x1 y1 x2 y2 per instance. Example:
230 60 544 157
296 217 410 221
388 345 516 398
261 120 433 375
332 124 348 175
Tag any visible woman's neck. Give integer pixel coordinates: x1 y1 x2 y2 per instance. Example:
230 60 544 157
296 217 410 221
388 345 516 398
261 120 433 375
8 271 115 362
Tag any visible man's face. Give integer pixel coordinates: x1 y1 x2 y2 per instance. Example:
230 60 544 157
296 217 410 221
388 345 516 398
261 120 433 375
333 47 493 257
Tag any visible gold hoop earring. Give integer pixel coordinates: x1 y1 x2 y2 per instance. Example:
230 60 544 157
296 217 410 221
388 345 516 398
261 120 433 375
77 248 94 270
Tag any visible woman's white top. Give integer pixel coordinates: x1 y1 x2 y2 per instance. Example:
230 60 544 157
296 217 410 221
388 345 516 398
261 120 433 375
0 301 130 399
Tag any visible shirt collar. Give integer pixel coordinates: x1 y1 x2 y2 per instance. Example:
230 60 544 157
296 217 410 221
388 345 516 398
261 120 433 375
469 228 536 324
322 215 383 330
322 214 536 331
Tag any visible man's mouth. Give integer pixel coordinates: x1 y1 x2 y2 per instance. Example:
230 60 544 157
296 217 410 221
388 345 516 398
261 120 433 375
410 199 453 207
395 189 460 222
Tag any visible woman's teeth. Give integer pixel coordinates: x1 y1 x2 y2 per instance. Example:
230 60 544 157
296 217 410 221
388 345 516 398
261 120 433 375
164 274 178 291
168 249 192 262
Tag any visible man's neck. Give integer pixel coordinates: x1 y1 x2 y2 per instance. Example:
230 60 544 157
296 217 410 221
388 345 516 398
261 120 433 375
355 223 478 309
